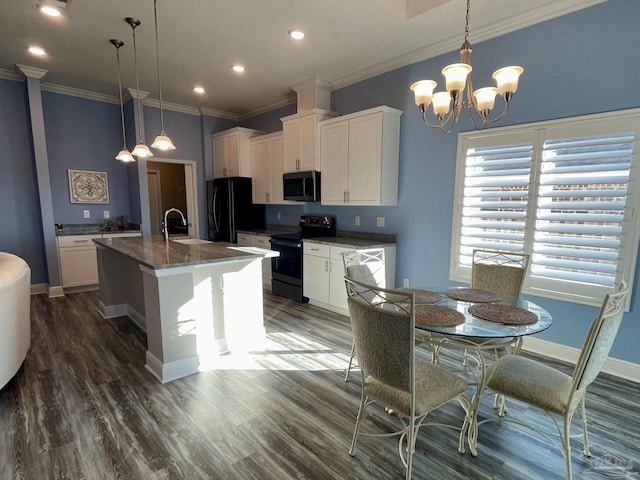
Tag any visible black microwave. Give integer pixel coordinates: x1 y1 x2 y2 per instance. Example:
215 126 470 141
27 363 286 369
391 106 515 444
283 171 321 202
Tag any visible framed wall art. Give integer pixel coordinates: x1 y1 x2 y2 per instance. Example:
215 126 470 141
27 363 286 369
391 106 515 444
68 170 109 204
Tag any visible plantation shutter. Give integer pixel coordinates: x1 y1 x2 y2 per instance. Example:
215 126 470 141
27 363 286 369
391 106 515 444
457 132 535 269
529 128 634 297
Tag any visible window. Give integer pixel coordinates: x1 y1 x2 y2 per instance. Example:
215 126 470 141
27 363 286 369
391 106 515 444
450 109 640 308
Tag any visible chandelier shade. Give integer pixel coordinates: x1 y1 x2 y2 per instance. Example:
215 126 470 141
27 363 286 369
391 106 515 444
409 0 523 132
110 39 135 163
150 0 175 151
126 16 154 158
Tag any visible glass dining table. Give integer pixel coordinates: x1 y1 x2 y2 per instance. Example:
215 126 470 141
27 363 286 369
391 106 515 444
404 285 553 454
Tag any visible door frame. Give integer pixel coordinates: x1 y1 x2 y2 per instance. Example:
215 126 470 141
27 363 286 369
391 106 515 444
147 168 163 235
142 158 200 238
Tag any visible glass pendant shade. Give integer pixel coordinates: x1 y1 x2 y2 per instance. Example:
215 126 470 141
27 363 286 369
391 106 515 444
410 80 437 107
474 87 498 111
116 148 135 162
432 91 452 116
492 66 524 95
151 132 176 150
132 142 153 157
442 63 472 92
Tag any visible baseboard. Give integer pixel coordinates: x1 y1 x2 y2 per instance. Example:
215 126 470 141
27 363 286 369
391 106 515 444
30 283 48 295
145 351 200 384
48 286 65 298
521 336 640 384
127 305 146 332
98 301 128 319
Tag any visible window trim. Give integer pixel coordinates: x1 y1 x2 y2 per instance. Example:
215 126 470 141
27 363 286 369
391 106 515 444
450 108 640 310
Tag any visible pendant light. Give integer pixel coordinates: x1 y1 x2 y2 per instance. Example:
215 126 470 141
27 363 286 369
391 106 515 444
126 17 153 158
150 0 175 151
110 39 135 163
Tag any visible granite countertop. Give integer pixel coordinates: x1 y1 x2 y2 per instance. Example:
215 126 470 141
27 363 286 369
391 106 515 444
304 232 396 249
56 223 141 236
93 235 275 270
236 225 299 237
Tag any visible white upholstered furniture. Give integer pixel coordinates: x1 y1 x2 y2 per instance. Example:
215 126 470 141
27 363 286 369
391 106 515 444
0 252 31 389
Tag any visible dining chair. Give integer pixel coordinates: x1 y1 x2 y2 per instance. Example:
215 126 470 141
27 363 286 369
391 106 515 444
469 281 629 480
458 249 531 366
345 277 471 480
342 248 387 381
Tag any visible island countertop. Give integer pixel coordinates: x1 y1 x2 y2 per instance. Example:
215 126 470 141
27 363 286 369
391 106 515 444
93 235 274 270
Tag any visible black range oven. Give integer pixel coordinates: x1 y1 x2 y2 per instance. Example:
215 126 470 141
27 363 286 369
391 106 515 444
270 215 336 303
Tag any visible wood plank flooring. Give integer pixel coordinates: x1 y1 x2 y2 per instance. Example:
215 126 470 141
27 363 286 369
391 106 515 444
1 291 638 479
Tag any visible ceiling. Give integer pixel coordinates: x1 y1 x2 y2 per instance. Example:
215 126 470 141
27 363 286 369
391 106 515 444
1 0 603 119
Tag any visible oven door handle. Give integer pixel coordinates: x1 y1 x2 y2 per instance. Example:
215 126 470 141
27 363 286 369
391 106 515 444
270 239 302 248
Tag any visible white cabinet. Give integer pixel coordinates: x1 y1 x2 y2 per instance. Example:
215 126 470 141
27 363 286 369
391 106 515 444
212 127 264 178
320 106 402 206
281 109 338 173
303 240 396 315
250 132 293 205
57 232 142 289
236 232 273 288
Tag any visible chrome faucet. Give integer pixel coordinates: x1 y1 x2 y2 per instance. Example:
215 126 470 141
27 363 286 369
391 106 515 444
162 208 187 241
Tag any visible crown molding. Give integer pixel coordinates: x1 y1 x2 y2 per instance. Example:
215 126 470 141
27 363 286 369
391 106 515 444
41 83 120 104
238 93 297 121
16 64 48 80
127 88 150 100
332 0 607 90
198 107 239 121
0 67 20 81
141 97 201 116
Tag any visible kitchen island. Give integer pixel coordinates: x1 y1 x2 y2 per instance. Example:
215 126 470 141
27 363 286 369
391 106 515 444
94 235 276 383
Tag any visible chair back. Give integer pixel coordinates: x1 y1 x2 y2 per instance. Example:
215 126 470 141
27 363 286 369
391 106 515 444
343 249 386 303
472 249 530 299
572 281 629 393
345 277 415 393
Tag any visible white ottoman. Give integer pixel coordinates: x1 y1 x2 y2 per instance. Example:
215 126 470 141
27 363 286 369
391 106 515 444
0 252 31 389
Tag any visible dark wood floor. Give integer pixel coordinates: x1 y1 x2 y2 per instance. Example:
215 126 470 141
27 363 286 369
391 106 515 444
1 291 638 479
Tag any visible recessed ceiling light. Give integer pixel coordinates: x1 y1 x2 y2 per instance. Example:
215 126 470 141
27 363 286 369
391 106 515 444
193 86 205 94
288 29 304 40
38 4 61 16
232 64 245 73
28 46 47 56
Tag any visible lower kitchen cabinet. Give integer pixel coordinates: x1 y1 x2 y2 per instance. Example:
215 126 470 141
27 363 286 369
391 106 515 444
303 240 396 315
237 232 272 288
57 232 141 289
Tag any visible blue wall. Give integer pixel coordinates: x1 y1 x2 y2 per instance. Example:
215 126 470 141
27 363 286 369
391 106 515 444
0 0 637 363
0 79 47 283
249 0 640 363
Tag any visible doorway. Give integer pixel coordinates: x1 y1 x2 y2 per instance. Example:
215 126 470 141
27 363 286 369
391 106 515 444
145 158 199 238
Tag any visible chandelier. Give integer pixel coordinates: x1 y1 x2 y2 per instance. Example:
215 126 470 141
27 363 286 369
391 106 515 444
410 0 523 133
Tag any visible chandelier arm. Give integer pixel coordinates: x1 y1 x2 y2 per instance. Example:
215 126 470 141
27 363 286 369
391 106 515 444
467 106 488 130
420 108 457 133
481 100 510 124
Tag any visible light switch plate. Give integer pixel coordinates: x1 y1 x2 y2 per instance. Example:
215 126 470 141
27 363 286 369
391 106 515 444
354 216 360 226
376 216 385 227
103 210 110 219
83 210 90 219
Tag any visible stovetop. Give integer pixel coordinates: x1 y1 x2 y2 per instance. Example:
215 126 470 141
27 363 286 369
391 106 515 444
271 214 336 241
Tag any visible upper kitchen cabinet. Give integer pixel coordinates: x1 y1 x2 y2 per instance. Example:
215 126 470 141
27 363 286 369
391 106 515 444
250 132 294 205
212 127 265 178
281 109 338 173
320 106 402 206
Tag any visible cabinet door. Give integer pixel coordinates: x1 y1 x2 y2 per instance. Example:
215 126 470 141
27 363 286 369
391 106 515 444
320 121 349 205
59 246 99 287
303 253 330 304
212 135 227 178
348 113 382 204
250 140 269 204
225 132 240 177
268 136 286 204
283 120 300 173
298 114 318 171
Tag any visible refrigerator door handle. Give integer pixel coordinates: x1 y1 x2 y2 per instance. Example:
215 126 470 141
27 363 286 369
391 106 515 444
213 186 220 233
230 181 236 242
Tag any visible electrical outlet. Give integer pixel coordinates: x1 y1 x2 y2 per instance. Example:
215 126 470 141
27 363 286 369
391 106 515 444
83 210 90 219
103 210 110 219
277 211 281 220
403 278 410 288
376 216 385 227
354 215 360 226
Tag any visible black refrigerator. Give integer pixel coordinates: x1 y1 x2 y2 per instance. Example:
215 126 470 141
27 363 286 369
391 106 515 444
206 177 265 243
